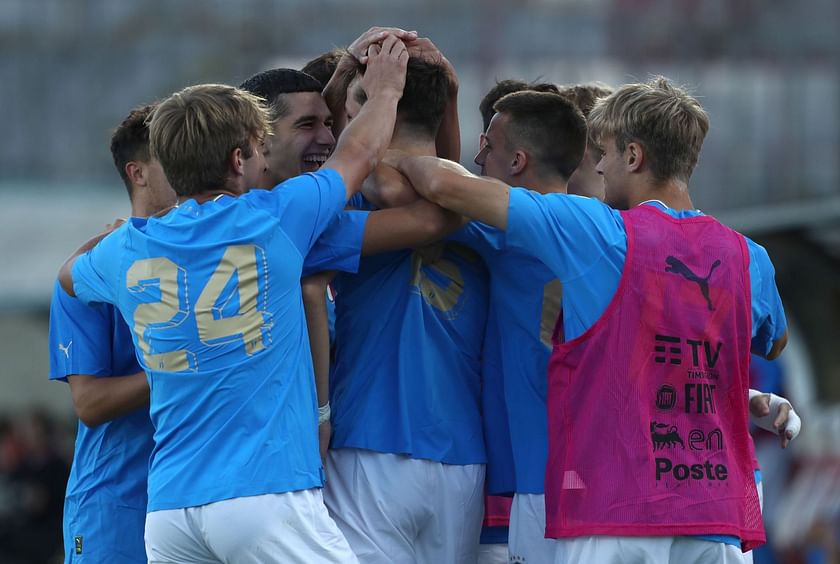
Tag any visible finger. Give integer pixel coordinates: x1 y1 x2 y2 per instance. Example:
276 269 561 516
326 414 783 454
367 43 381 58
780 431 790 449
380 34 399 55
773 402 791 431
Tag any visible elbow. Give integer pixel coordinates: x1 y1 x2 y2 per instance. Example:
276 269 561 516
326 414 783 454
425 175 450 207
74 405 105 428
58 263 76 298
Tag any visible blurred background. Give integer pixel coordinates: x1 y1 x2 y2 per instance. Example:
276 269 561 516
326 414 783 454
1 0 838 562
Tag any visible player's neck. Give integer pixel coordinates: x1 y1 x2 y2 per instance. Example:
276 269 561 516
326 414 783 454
632 177 694 211
519 169 567 195
390 126 436 156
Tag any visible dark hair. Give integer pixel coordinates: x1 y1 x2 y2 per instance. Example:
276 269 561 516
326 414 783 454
350 57 450 137
110 104 156 197
479 79 559 132
239 68 323 120
494 91 587 180
301 48 344 87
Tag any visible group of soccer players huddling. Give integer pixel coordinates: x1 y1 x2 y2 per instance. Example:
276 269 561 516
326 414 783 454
49 25 801 564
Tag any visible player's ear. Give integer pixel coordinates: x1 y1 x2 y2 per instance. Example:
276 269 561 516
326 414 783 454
125 161 145 187
230 147 245 176
625 142 644 173
510 150 528 176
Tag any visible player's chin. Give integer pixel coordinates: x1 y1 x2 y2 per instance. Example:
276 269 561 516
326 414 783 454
300 161 322 173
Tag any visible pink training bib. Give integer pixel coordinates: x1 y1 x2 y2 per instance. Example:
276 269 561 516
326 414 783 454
544 205 764 551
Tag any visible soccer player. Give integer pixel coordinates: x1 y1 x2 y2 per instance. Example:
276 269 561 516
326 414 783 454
393 77 788 563
323 54 489 564
449 90 589 562
49 104 174 563
59 35 409 563
238 66 462 463
559 82 614 200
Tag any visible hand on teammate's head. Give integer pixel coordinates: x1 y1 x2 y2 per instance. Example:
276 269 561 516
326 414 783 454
360 35 409 101
348 26 417 64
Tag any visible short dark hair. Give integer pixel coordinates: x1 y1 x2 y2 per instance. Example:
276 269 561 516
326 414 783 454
479 79 559 132
110 104 156 197
301 49 344 87
239 68 323 121
494 91 587 180
350 57 450 137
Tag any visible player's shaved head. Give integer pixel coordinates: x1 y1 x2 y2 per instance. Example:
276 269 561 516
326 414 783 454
493 91 587 180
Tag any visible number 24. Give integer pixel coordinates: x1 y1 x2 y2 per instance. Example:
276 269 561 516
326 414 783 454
126 245 271 372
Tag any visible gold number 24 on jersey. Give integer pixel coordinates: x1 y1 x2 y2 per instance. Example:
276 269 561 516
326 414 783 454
126 244 271 372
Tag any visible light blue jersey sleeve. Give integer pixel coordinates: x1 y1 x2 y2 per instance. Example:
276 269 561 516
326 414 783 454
746 239 787 356
49 279 127 381
71 226 128 306
450 221 508 254
247 168 347 256
302 210 369 277
506 188 626 283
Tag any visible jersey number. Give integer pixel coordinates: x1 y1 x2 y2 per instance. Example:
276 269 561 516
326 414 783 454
126 245 270 372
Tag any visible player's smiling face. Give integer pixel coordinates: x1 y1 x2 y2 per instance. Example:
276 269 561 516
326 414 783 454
260 91 335 187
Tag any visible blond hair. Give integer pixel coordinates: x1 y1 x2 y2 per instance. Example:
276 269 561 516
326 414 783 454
149 84 272 196
588 77 709 182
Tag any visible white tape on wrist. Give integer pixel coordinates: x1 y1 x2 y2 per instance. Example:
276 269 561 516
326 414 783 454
749 390 801 440
318 402 331 425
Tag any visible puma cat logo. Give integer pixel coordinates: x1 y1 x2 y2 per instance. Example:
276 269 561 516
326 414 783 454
665 256 720 311
58 341 73 358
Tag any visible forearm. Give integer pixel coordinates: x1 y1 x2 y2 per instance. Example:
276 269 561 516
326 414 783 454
362 199 464 255
302 276 332 407
328 91 402 197
68 372 149 427
435 79 461 162
398 157 510 229
322 53 357 139
59 220 124 297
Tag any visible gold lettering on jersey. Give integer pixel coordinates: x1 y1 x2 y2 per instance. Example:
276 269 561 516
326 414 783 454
127 257 193 371
540 279 563 348
410 242 477 318
195 245 269 355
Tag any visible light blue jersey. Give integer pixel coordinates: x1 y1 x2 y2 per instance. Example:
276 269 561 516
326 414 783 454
71 169 354 512
331 223 490 464
49 280 152 563
454 222 558 495
506 190 787 546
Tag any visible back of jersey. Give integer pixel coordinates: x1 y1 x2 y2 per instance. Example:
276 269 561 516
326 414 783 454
71 169 347 511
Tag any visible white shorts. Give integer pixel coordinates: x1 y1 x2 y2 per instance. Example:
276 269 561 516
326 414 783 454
477 542 509 564
324 448 485 563
508 493 558 563
553 536 744 564
144 489 357 564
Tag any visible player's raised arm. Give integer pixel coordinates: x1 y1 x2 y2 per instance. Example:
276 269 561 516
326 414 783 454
393 155 511 230
324 34 408 199
322 27 417 139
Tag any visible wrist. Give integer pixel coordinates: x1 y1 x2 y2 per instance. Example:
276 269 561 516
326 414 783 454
318 402 331 425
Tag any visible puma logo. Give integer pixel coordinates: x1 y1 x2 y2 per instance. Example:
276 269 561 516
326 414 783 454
665 256 720 311
58 341 72 358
